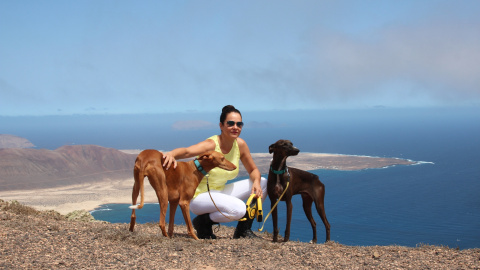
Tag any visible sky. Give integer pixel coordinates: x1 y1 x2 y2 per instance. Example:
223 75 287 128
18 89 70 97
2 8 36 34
1 0 480 116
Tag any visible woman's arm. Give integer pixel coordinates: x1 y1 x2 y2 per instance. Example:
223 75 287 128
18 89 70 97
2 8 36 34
237 138 263 198
162 139 216 169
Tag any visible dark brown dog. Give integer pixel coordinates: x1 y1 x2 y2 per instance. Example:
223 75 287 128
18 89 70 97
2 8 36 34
129 150 236 240
268 140 330 243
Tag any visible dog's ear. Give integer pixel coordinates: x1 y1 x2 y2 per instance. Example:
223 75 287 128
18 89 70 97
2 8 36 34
198 152 213 161
269 144 274 154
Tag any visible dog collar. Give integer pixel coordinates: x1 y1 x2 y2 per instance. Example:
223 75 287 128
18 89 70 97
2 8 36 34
270 166 286 175
194 159 208 176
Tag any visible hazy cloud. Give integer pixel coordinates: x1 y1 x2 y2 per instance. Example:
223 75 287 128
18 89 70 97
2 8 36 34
1 1 479 115
246 121 274 129
312 19 480 103
171 120 216 131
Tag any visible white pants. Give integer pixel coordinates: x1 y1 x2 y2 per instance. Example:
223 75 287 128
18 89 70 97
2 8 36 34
190 177 268 223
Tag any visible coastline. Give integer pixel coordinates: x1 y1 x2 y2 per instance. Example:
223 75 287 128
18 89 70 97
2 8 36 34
0 178 148 215
0 151 417 215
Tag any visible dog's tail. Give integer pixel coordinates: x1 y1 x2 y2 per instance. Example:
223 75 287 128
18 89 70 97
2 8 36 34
129 161 146 210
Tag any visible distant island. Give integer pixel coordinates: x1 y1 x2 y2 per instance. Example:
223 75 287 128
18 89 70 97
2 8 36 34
0 135 417 214
246 152 414 177
0 134 35 149
119 150 416 177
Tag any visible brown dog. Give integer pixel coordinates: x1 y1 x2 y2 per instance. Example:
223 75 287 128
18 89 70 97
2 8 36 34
129 150 236 240
267 140 330 243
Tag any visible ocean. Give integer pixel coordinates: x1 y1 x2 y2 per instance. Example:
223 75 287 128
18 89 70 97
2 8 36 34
2 107 479 249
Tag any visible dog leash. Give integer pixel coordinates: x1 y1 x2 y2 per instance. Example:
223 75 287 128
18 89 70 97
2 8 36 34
195 158 262 223
258 167 290 232
206 175 264 223
194 158 242 222
205 174 246 222
245 193 263 222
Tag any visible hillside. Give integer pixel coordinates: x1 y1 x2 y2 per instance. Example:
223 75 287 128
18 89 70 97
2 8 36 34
1 199 478 269
0 137 416 214
0 145 136 191
0 134 35 149
0 143 414 192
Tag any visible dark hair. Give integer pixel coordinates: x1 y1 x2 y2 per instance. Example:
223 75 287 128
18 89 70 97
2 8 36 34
220 105 242 123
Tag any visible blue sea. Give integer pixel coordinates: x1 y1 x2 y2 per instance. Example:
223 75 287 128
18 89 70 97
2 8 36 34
2 107 479 249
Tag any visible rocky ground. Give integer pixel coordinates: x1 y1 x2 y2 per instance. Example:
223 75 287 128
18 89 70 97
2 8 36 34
1 200 479 269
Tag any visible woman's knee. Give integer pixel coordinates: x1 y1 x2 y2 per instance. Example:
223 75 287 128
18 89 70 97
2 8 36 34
210 198 246 222
219 197 246 219
260 177 268 200
190 193 246 218
260 177 267 189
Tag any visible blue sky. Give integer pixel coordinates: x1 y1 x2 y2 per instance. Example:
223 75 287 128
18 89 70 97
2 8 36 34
1 0 480 116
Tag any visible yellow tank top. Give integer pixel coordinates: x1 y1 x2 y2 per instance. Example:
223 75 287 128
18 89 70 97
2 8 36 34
193 135 240 198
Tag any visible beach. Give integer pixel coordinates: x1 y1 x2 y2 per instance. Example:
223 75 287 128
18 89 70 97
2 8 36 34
0 152 415 215
0 178 143 215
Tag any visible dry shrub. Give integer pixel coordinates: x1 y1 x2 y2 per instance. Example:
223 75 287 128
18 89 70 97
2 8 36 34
1 199 39 216
0 199 65 221
65 209 96 222
39 209 65 221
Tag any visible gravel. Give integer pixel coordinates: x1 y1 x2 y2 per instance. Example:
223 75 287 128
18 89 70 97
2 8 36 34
1 200 479 269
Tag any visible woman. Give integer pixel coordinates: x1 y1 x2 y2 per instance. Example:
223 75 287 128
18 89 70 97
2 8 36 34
162 105 267 239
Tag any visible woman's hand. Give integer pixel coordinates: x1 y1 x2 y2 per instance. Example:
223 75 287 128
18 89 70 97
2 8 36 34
162 152 177 170
251 180 263 198
162 141 215 170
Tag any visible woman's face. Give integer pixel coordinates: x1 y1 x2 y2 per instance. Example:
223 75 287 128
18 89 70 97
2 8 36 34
220 112 243 138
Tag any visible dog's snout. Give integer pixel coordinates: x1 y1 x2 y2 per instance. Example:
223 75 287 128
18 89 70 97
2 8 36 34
220 160 237 171
289 146 300 156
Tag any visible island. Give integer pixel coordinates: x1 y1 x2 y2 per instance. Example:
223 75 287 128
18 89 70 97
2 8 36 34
0 146 416 215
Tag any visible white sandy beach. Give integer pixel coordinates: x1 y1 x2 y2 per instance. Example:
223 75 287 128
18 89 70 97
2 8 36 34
0 178 147 215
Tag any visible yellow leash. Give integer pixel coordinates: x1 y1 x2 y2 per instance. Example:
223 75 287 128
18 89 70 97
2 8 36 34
203 160 290 232
206 174 243 221
246 193 263 222
258 181 289 232
206 175 264 222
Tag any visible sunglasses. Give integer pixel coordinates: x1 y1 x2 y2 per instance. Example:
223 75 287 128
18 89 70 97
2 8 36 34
226 120 244 128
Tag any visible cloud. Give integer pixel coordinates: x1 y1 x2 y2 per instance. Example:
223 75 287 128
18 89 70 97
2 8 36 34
246 121 274 129
298 18 480 107
1 1 480 116
228 11 480 109
171 120 216 131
